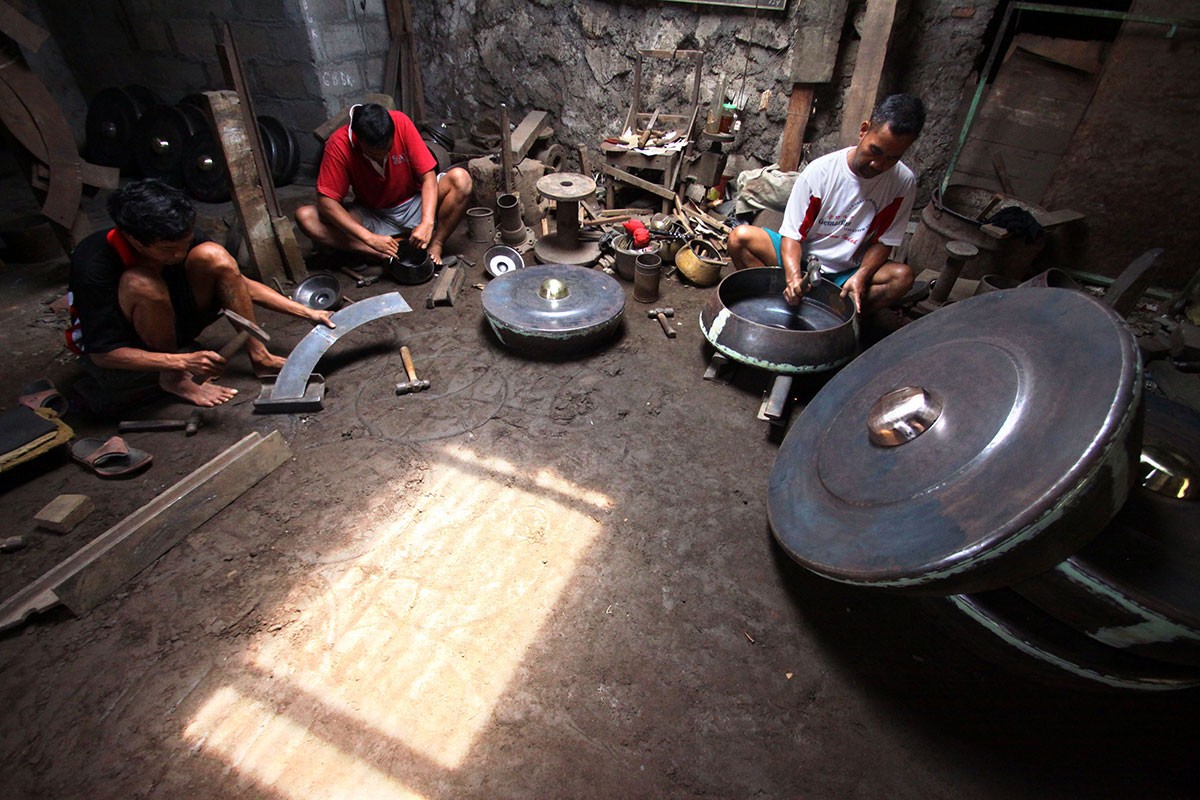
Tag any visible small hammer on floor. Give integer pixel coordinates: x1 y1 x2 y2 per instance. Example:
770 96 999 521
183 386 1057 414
193 309 270 383
118 408 205 436
395 346 430 395
648 307 676 338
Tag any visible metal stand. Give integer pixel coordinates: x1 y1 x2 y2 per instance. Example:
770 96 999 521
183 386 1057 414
914 240 979 316
533 172 601 266
757 374 794 427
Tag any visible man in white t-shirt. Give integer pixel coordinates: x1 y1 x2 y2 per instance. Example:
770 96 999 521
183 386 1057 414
728 94 925 315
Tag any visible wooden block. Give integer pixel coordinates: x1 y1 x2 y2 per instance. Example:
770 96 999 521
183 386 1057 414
35 494 94 533
510 110 550 163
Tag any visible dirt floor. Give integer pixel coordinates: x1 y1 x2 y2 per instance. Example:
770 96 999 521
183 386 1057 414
1 177 1199 799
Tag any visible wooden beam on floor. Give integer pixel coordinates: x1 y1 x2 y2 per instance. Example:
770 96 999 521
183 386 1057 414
0 431 291 632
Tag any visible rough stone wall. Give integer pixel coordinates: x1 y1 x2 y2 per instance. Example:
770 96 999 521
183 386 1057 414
1041 0 1199 287
413 0 998 207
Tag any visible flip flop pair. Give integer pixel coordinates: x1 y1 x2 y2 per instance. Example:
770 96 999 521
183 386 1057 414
70 436 153 478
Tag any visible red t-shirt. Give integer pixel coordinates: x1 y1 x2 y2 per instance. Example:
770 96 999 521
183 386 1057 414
316 110 437 209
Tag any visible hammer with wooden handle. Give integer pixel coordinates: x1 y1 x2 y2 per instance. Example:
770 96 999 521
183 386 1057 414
395 346 430 395
193 309 270 384
647 307 676 338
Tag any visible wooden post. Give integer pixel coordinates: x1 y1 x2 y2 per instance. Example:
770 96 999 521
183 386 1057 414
838 0 899 145
214 24 306 282
205 90 285 284
779 85 814 172
781 0 851 168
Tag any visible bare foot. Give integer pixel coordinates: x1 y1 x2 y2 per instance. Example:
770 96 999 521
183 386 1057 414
428 241 444 266
251 352 288 379
159 371 238 407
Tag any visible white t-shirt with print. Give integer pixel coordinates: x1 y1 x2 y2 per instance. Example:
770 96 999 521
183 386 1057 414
779 146 916 274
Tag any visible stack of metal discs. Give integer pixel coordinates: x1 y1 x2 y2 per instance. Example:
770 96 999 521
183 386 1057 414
768 287 1200 690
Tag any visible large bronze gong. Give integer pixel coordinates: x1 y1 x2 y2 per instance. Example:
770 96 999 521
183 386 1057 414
769 288 1142 595
482 264 624 356
1009 393 1200 667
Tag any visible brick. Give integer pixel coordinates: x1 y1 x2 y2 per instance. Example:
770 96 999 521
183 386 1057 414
168 18 221 60
129 19 172 53
35 494 95 533
232 22 284 60
951 6 977 18
256 62 325 99
317 21 367 61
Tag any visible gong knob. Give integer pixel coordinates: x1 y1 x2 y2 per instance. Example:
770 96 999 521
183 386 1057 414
1139 444 1198 500
152 137 171 155
867 385 944 447
539 278 569 300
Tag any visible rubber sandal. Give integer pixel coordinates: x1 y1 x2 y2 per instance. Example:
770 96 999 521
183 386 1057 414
18 378 69 418
70 436 153 478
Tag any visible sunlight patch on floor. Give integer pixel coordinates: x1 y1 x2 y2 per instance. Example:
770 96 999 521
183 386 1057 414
182 440 611 794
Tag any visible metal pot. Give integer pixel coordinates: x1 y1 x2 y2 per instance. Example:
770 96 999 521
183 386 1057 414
699 267 858 374
292 272 342 310
676 239 725 287
387 243 434 285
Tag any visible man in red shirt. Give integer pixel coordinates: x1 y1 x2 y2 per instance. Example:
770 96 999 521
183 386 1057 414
296 103 472 266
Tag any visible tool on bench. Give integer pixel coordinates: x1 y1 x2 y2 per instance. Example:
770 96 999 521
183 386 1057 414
648 307 676 338
118 409 205 436
395 346 431 395
193 309 269 384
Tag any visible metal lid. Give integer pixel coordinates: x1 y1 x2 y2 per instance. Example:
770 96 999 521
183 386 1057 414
769 288 1141 594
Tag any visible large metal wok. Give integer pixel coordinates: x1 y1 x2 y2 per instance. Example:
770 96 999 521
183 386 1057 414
699 268 858 374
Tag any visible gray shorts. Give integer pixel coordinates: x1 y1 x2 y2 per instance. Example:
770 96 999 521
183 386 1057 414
350 173 445 236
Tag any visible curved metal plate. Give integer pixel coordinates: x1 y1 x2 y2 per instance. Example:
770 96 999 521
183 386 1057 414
938 590 1200 691
270 292 412 400
699 268 858 374
769 288 1142 594
1011 394 1200 666
482 264 624 356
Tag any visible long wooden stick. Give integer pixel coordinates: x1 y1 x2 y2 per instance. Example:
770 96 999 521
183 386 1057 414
0 432 291 631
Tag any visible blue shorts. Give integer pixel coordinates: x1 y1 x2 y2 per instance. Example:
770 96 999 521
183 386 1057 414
764 228 855 287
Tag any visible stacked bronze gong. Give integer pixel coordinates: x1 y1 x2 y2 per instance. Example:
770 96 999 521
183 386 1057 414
768 287 1200 690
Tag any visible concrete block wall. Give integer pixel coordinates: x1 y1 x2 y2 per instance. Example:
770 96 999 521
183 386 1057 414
34 0 395 175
